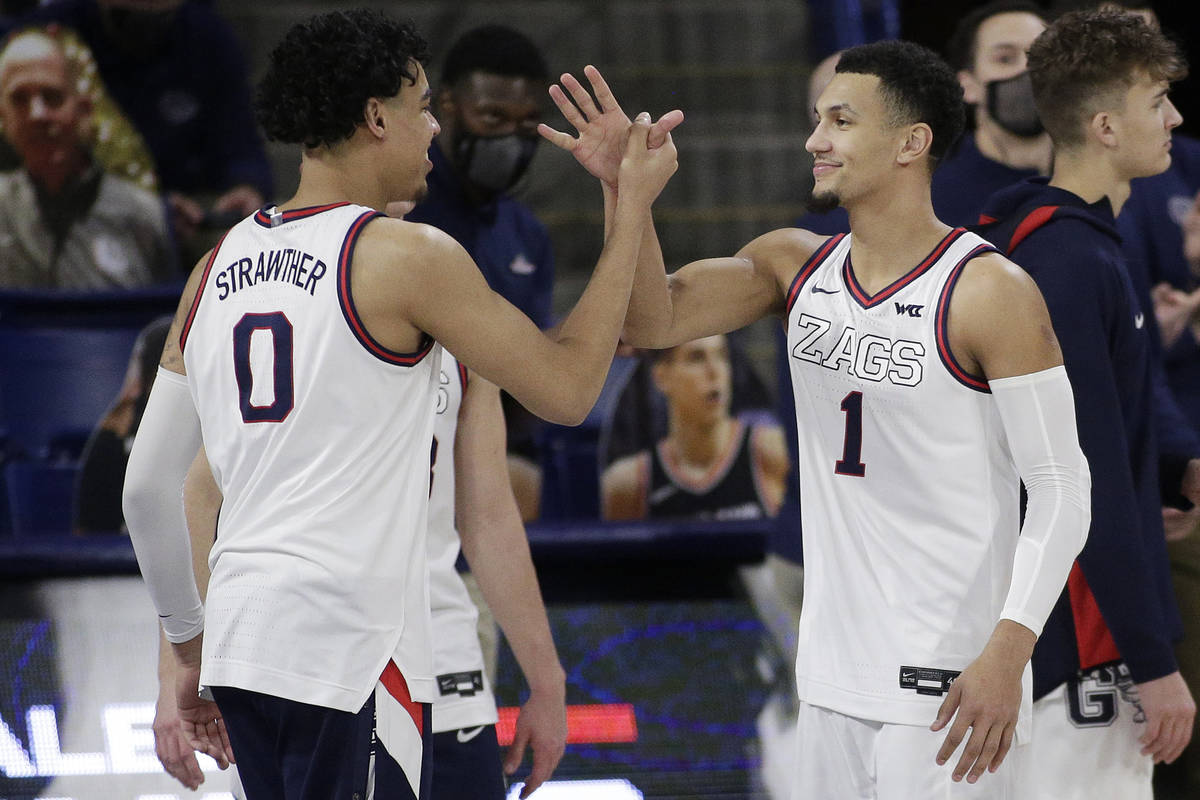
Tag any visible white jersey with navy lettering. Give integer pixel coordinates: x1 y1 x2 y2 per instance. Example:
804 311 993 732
181 202 441 713
785 228 1032 737
428 353 500 733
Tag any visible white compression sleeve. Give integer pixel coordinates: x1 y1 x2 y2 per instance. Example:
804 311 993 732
991 365 1091 636
123 367 205 643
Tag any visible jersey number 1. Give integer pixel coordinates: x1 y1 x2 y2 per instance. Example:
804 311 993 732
835 391 866 476
233 312 294 423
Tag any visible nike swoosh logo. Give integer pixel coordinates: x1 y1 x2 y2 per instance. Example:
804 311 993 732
1135 313 1145 329
811 286 840 295
456 725 486 743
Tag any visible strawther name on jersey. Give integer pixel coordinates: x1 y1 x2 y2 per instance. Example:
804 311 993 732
214 248 329 300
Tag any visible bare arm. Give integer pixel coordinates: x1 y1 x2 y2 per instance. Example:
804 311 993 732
453 374 566 797
540 65 815 348
360 119 676 425
600 453 650 520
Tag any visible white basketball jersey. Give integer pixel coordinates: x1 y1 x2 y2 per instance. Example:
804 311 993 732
181 203 442 713
785 228 1032 735
428 353 499 732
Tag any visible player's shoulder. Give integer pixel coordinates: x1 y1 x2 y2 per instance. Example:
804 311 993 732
953 248 1042 304
352 216 471 278
738 227 837 282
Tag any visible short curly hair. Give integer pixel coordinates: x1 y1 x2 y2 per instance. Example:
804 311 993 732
255 9 430 150
440 25 548 88
1028 8 1187 150
835 40 966 170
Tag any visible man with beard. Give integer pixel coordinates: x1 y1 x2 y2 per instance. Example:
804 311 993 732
541 43 1091 795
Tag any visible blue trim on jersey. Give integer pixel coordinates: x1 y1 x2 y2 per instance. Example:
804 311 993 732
180 229 231 355
253 202 352 228
843 228 966 309
934 243 996 393
785 233 845 314
336 211 436 367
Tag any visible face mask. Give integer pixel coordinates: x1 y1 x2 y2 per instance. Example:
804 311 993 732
985 71 1044 138
453 131 538 194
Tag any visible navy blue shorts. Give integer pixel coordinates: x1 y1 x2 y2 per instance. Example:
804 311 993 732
431 724 506 800
212 664 431 800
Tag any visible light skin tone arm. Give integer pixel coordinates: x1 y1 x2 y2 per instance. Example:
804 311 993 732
539 65 819 347
153 446 228 785
752 425 789 515
351 117 677 426
453 372 566 798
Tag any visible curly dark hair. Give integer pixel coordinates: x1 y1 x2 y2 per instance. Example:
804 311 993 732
835 40 966 169
255 9 430 150
440 25 548 88
1028 8 1187 149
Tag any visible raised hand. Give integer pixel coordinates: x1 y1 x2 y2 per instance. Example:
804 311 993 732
614 112 679 210
538 64 683 188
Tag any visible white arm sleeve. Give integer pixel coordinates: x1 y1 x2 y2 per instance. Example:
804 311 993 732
122 367 205 643
991 365 1091 636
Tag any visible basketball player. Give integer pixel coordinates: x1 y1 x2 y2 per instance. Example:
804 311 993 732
977 10 1196 798
122 9 678 799
540 43 1091 796
601 333 788 521
155 354 566 799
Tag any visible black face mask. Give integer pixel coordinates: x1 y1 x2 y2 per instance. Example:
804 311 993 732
452 131 539 195
985 71 1044 138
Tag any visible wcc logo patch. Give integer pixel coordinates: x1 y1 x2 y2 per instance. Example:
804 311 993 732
894 302 924 318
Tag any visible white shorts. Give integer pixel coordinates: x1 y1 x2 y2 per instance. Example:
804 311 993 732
1026 663 1152 800
792 701 1027 800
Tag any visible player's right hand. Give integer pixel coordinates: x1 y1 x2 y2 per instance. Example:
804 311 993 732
503 684 568 798
616 114 678 209
1136 670 1195 764
153 673 205 790
538 64 682 188
175 661 236 770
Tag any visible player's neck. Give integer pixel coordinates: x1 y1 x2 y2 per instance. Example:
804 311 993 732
1049 148 1129 217
846 191 952 294
973 118 1052 173
286 150 391 213
665 414 736 471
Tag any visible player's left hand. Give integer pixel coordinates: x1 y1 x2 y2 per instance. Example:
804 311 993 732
538 64 683 189
930 621 1033 783
1136 670 1195 764
503 685 567 798
153 670 205 789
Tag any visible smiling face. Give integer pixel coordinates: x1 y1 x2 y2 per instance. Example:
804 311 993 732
653 335 733 428
805 72 910 211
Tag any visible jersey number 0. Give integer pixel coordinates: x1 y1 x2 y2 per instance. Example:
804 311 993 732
233 312 295 423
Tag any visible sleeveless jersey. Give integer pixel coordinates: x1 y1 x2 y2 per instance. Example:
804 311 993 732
645 420 772 520
181 203 442 713
428 353 499 732
784 228 1033 734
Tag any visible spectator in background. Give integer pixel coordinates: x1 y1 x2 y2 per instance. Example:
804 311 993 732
73 315 171 533
13 0 273 252
405 24 554 520
938 0 1049 226
601 334 787 521
0 28 172 289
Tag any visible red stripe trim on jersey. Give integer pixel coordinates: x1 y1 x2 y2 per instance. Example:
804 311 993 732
379 660 424 737
336 211 436 366
934 242 996 393
179 231 231 355
843 228 966 309
978 213 997 225
252 201 352 228
1067 563 1122 669
1007 205 1059 253
456 360 469 392
785 233 845 314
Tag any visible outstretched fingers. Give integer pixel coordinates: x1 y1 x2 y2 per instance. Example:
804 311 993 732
560 71 603 123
